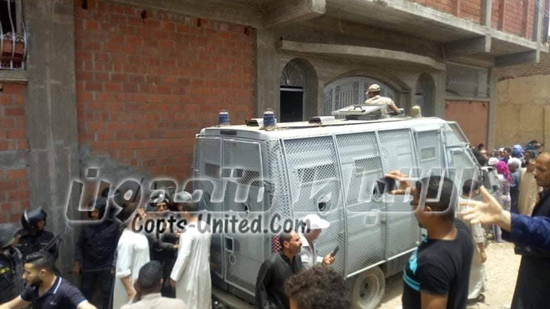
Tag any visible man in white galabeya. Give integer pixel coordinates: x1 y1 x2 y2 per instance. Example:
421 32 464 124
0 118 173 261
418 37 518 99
169 192 211 309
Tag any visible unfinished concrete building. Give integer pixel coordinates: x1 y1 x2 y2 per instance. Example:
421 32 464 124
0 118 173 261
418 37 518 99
0 0 547 287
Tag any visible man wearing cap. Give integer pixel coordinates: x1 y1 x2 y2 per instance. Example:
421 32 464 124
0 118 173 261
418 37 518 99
365 84 400 117
73 197 121 309
121 261 186 309
299 214 336 269
17 208 57 259
0 224 24 305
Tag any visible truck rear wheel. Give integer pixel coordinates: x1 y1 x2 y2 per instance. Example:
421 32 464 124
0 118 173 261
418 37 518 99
351 266 385 309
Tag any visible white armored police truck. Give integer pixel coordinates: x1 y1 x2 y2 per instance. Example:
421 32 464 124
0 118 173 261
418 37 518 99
193 105 482 309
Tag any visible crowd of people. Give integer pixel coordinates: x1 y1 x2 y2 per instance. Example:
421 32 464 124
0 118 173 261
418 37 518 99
0 139 549 309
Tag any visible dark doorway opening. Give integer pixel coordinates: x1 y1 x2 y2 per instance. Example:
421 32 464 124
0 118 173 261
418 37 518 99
280 86 303 122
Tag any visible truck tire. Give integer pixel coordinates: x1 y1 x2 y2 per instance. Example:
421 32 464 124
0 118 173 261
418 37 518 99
351 266 385 309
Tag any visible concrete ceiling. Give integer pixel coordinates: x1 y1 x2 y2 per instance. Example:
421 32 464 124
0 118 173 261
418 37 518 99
323 1 479 43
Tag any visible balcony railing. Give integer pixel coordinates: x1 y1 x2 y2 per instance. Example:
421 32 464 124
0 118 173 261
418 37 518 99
0 0 26 69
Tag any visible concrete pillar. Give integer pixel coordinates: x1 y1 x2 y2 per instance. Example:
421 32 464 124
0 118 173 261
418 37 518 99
25 0 80 274
433 71 447 118
487 68 497 149
255 30 281 117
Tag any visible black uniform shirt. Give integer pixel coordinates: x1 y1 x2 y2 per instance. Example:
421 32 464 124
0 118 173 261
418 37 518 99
21 276 87 309
0 247 24 304
17 230 56 259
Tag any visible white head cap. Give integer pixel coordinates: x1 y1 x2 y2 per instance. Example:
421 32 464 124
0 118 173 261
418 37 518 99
174 191 193 203
488 157 499 166
508 158 522 168
302 214 330 230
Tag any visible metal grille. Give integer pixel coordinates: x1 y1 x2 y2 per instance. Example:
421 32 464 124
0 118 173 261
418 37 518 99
336 132 386 276
283 137 345 275
194 137 224 278
416 130 443 178
222 140 264 295
265 140 293 256
0 0 26 69
378 130 421 258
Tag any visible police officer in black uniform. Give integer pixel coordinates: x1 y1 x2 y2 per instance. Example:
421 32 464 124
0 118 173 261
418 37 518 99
145 189 179 298
0 223 24 305
17 207 58 259
73 197 120 309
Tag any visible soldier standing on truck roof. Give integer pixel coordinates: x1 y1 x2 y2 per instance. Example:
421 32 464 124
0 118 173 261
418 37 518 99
298 214 335 270
365 84 400 117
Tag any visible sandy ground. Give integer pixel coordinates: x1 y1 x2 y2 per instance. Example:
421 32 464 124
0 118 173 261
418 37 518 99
378 241 521 309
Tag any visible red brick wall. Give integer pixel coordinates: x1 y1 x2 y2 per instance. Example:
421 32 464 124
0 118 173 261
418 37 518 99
0 84 29 223
492 0 536 38
74 0 256 180
445 100 488 147
410 0 542 38
460 0 482 22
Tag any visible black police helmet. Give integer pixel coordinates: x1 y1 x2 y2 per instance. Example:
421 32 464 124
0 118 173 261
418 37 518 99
21 207 47 231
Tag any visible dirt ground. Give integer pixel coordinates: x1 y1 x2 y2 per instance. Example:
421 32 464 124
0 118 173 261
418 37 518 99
378 241 521 309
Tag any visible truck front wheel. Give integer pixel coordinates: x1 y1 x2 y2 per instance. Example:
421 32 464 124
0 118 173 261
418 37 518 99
351 266 385 309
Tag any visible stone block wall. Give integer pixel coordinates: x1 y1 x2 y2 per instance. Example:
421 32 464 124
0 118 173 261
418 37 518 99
494 75 550 148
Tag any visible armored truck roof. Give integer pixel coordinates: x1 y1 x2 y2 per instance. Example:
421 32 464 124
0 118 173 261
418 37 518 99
198 117 464 143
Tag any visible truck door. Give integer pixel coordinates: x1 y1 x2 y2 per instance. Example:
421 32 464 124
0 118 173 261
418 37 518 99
377 129 421 259
335 132 387 277
193 137 224 279
283 136 345 274
221 139 265 295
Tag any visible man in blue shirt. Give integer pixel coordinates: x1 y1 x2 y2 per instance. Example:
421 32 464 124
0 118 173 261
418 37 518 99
0 251 97 309
463 152 550 309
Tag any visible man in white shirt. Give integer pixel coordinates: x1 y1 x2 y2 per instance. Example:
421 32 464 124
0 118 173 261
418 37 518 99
365 84 400 117
298 214 336 269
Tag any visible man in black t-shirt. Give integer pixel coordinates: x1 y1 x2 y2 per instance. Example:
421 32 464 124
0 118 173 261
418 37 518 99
0 251 97 309
386 172 474 309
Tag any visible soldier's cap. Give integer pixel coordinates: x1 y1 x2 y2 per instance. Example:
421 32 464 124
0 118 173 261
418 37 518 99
368 84 381 93
0 223 19 249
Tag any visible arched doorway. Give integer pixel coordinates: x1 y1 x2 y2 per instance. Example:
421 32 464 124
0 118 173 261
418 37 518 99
323 77 396 115
415 73 435 117
280 59 317 122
